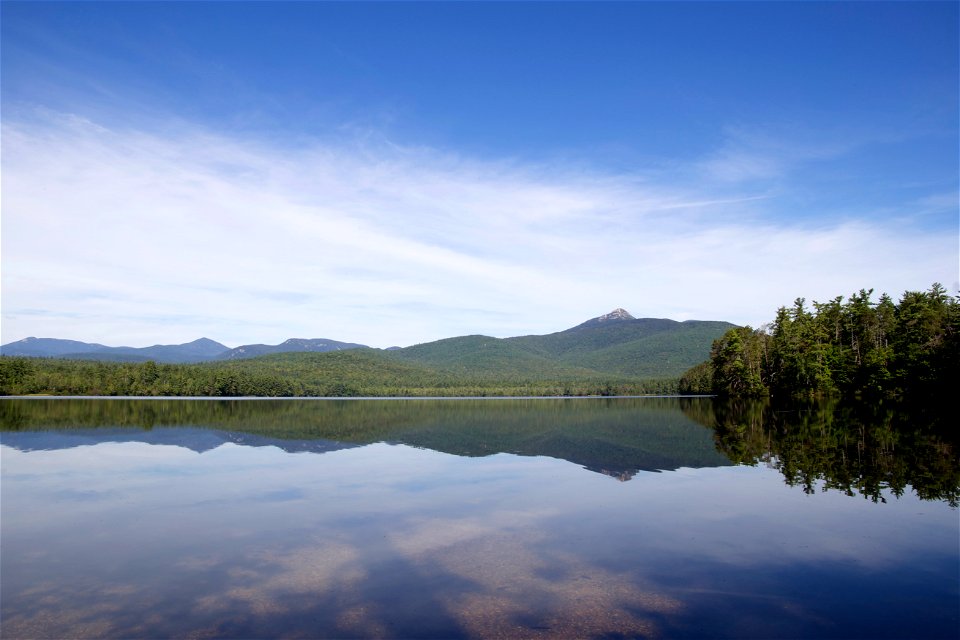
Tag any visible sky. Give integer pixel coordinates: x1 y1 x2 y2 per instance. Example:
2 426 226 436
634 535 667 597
2 1 957 349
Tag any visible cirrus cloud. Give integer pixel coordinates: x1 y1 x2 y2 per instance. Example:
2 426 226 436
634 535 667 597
2 111 956 348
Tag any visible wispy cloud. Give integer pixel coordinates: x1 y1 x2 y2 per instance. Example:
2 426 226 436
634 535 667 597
2 111 956 347
699 124 859 184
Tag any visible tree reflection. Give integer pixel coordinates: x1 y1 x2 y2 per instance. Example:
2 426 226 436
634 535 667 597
681 397 959 506
4 397 956 504
0 397 730 479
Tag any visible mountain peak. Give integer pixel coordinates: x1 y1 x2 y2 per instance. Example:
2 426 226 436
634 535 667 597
595 308 635 323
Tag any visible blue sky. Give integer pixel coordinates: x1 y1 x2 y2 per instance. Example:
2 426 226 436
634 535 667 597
2 2 957 348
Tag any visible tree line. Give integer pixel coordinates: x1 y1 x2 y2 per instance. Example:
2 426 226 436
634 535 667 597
0 351 680 397
680 283 959 398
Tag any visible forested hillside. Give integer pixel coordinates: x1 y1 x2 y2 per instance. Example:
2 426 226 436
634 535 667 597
386 335 628 379
680 284 958 398
507 318 736 378
0 308 734 397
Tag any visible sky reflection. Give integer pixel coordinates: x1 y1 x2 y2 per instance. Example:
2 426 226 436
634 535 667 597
2 430 957 638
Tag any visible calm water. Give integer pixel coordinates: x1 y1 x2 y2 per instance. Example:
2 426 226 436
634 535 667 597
1 397 957 639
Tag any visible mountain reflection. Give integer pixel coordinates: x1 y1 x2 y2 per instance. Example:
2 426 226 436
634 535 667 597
681 397 959 505
3 397 956 502
0 397 731 480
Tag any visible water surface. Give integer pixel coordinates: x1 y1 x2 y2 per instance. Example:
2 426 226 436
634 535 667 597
2 397 957 638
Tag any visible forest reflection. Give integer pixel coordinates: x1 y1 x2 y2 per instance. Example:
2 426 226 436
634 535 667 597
2 396 956 503
0 397 730 480
680 397 958 505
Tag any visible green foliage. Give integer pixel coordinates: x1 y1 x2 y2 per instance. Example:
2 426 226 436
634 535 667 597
771 298 835 394
677 361 712 394
891 283 959 394
0 348 679 398
709 326 769 397
0 357 34 394
683 283 958 399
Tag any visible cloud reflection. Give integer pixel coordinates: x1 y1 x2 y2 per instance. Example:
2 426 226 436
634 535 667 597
2 432 957 638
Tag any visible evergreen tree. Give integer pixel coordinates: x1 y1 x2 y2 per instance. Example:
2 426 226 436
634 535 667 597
710 326 768 397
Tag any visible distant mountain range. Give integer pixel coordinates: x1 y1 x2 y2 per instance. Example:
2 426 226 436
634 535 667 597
0 336 363 364
217 338 368 360
0 336 230 363
1 309 736 378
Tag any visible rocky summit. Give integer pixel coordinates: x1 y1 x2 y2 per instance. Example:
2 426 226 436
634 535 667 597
593 308 636 323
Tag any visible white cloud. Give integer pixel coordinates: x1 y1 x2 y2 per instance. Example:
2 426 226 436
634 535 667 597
2 111 957 348
697 123 875 184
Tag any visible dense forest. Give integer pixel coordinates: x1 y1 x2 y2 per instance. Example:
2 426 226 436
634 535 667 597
680 284 959 399
0 348 678 397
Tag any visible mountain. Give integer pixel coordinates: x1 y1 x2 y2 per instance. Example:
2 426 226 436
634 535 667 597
216 338 368 360
388 309 736 380
386 335 611 379
130 337 231 362
0 336 230 363
2 308 735 380
1 337 110 358
0 336 367 363
506 312 736 378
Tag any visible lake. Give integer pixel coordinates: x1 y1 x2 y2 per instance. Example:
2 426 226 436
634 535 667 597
1 397 957 639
